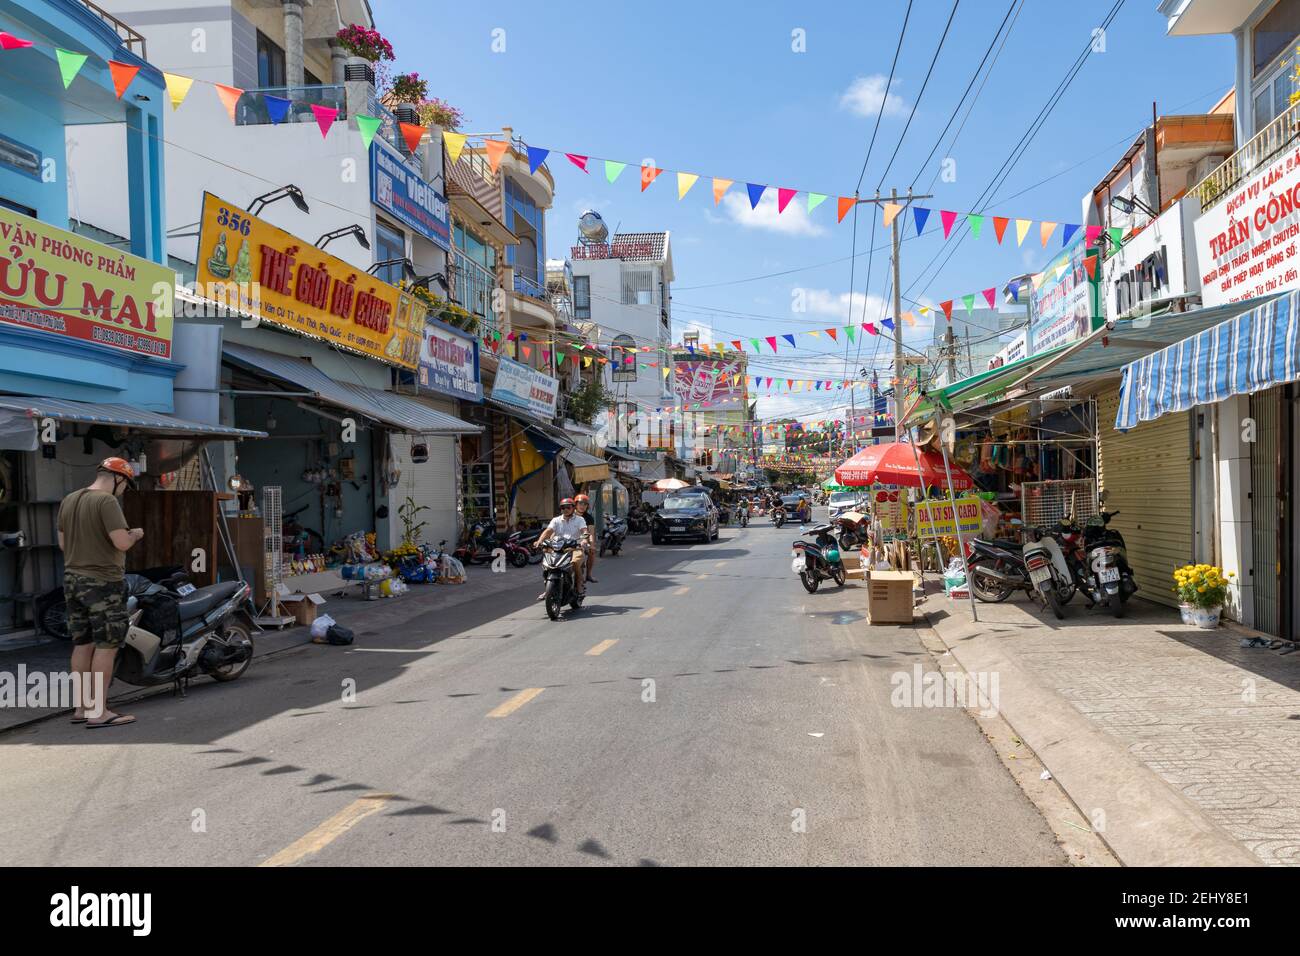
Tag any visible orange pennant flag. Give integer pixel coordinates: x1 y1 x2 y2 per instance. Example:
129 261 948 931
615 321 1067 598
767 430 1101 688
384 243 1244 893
992 216 1010 243
484 139 509 173
837 197 856 223
213 83 243 122
901 312 915 327
1039 221 1058 247
108 61 139 99
825 328 838 342
712 177 733 204
1083 254 1098 280
881 202 903 228
640 165 664 191
399 122 425 155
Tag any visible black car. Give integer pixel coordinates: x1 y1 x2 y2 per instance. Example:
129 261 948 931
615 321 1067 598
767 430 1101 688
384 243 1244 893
780 493 811 517
651 493 719 544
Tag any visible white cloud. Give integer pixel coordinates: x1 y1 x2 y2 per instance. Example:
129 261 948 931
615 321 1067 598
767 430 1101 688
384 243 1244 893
791 287 889 324
839 75 907 118
717 189 825 237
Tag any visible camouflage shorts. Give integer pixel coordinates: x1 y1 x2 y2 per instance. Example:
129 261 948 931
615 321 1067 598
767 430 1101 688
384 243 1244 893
64 572 128 649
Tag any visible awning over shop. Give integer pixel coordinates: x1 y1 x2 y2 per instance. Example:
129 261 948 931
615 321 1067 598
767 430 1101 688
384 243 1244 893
521 420 610 483
223 342 479 435
1115 290 1299 430
0 395 266 450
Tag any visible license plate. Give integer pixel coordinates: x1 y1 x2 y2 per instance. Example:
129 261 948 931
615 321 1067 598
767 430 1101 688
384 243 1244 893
1028 566 1052 586
176 583 197 596
791 558 804 573
1098 567 1120 583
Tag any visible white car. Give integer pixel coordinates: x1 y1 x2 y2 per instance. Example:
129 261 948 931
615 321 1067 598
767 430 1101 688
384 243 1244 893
828 491 864 518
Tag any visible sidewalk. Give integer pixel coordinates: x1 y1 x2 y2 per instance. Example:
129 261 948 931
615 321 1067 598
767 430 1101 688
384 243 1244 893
920 587 1300 866
0 546 557 733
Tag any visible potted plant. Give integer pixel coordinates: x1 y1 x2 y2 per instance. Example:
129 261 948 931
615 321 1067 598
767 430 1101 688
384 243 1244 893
1172 563 1233 628
418 97 464 133
336 24 393 84
388 72 427 124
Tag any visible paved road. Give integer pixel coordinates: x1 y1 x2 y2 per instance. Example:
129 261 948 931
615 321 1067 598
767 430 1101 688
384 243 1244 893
0 515 1065 866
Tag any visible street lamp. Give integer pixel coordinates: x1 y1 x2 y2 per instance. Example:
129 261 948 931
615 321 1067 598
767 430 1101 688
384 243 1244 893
412 272 450 293
248 185 309 216
315 224 371 251
1110 193 1158 220
367 258 416 283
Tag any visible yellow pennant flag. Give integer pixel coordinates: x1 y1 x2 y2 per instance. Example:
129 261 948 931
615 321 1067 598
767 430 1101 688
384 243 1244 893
583 356 592 368
676 172 699 200
443 131 468 165
712 177 733 204
918 305 930 315
881 202 903 228
1014 218 1032 246
163 72 194 110
661 366 671 379
808 329 821 337
1039 221 1058 247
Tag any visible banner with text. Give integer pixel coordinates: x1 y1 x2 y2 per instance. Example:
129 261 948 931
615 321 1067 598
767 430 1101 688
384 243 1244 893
1030 233 1101 355
418 318 480 401
491 355 558 419
912 495 982 536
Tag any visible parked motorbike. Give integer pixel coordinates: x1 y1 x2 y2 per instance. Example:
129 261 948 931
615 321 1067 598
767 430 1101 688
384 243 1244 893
791 523 846 593
541 536 585 621
599 515 627 557
502 530 536 569
627 507 651 535
831 515 868 551
119 574 253 689
1080 510 1137 617
1021 525 1078 619
966 536 1032 603
454 519 500 566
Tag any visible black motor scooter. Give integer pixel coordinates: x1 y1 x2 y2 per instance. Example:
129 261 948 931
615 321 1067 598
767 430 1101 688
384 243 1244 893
541 536 585 620
965 535 1032 603
599 515 626 557
1080 510 1137 617
791 523 846 593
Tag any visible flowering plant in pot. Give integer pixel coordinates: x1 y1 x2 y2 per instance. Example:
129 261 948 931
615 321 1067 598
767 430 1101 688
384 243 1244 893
1172 563 1233 627
389 72 428 104
335 24 394 62
418 97 464 132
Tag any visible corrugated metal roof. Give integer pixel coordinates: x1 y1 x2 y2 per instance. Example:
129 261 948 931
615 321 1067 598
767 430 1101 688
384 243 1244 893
610 232 668 261
0 396 266 439
223 342 480 435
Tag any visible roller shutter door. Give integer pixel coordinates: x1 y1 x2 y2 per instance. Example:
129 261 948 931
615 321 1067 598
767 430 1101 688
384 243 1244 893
1096 384 1193 608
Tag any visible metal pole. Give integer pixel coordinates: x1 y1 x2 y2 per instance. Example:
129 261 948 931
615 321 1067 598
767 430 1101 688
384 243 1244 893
938 436 979 624
905 435 945 586
892 187 905 442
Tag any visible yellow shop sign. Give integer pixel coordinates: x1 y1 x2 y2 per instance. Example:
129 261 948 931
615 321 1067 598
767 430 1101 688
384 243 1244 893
195 192 421 368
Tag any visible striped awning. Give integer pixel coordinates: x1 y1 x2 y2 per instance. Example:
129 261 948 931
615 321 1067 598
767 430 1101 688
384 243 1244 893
1115 291 1300 430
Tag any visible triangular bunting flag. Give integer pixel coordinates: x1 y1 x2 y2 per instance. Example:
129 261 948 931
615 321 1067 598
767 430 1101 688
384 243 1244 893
807 329 821 337
1107 227 1123 249
1014 218 1031 246
356 115 381 149
310 104 337 139
526 145 549 174
1085 224 1103 245
882 202 903 228
962 293 975 314
713 177 733 204
882 318 895 330
992 216 1010 244
864 322 878 336
940 209 958 238
444 131 468 164
777 187 797 213
825 328 838 342
1083 254 1098 280
731 340 743 351
837 197 856 223
750 338 761 352
746 183 766 209
807 192 827 213
968 214 984 240
0 32 33 50
1040 221 1058 247
766 336 778 353
677 172 699 200
605 159 627 183
901 312 915 327
485 139 509 173
108 61 140 99
982 287 997 308
1061 223 1080 246
1007 279 1022 303
641 164 664 191
163 72 194 110
564 153 589 172
845 326 856 343
940 300 953 322
782 333 795 348
913 206 931 236
213 83 242 121
55 49 88 89
265 95 293 125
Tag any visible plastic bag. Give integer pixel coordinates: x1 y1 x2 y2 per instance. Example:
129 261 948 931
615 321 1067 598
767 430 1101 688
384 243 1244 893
310 614 336 640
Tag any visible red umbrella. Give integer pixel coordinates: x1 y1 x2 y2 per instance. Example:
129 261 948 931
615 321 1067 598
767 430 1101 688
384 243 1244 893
834 442 976 491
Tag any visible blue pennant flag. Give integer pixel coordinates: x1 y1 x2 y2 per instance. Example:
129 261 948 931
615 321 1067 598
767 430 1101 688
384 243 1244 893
913 206 931 236
264 95 292 125
1061 223 1080 247
1008 279 1022 303
746 183 766 209
882 318 895 331
782 333 795 348
527 146 549 175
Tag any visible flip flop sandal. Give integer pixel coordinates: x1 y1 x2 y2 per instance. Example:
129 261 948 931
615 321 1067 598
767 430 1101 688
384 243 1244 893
70 717 88 724
86 715 135 729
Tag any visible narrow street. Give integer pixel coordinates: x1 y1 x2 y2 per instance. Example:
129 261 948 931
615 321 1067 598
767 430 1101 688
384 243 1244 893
0 518 1063 867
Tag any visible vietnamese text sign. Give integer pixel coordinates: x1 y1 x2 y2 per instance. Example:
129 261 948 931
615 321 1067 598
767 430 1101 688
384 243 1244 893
195 192 421 368
871 487 909 542
1195 144 1300 307
0 209 174 358
1030 234 1102 355
913 495 982 536
418 319 480 401
491 355 558 419
371 141 451 252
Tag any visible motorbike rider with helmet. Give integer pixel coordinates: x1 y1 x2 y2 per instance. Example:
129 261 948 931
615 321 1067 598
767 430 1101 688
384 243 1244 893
574 493 598 584
536 497 589 599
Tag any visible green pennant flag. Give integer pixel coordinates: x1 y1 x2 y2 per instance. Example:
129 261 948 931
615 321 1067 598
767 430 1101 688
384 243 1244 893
1107 227 1123 249
356 114 381 149
807 192 828 213
749 338 761 353
556 351 566 364
962 293 976 314
56 49 89 89
845 326 856 343
968 214 984 240
605 160 627 183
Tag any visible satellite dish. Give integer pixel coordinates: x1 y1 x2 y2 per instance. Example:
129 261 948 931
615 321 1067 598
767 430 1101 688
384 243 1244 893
578 210 608 243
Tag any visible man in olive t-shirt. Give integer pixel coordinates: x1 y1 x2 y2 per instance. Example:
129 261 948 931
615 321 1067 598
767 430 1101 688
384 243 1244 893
57 458 144 728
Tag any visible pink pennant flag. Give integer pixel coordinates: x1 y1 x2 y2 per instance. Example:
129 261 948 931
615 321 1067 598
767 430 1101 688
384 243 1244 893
982 287 997 308
1085 224 1103 245
939 209 958 238
565 153 589 173
777 188 797 214
309 103 337 139
0 32 33 50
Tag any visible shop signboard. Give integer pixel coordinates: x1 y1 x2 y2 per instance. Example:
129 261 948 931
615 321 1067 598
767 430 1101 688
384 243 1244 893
673 357 746 410
913 495 982 536
491 354 558 419
194 192 421 369
872 487 909 542
1102 199 1194 317
370 140 452 252
987 330 1026 369
1029 234 1102 355
418 318 480 401
1194 143 1300 307
0 209 175 358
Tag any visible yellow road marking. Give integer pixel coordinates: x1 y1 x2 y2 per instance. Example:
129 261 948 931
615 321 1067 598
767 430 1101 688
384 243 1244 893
715 561 726 567
697 573 709 580
586 639 618 656
486 687 545 718
260 794 394 867
674 586 691 596
640 607 662 619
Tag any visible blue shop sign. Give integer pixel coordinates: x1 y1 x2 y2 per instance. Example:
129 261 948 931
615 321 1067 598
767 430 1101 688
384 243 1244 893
370 139 451 252
418 317 481 401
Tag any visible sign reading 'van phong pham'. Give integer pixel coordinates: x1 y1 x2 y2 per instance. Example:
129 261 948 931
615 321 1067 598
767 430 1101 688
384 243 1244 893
0 210 175 358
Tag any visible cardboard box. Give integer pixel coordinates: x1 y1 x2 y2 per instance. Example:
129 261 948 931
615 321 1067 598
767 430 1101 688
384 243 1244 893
280 591 326 627
865 570 914 624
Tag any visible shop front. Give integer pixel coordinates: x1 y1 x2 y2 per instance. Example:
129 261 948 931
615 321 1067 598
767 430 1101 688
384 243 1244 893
487 355 561 528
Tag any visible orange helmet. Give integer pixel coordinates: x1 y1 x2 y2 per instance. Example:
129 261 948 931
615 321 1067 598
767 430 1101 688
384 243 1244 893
560 497 575 508
98 457 137 488
574 494 590 503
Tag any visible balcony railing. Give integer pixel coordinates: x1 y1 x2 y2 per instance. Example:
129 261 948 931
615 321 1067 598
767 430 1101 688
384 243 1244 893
514 272 546 300
451 251 500 346
77 0 146 59
1194 99 1300 211
234 84 347 127
363 92 422 168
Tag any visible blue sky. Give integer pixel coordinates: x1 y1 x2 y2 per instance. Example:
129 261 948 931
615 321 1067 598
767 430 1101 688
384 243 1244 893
385 0 1233 421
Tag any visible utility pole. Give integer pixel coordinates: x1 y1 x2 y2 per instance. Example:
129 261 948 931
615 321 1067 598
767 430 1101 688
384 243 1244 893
943 325 958 384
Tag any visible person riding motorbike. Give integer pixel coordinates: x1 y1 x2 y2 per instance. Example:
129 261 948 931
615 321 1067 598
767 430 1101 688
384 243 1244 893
536 498 589 599
737 496 750 526
574 493 598 584
796 495 811 524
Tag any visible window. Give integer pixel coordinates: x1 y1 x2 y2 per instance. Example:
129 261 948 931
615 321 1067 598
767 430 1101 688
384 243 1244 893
256 31 286 88
573 275 591 320
1251 0 1300 131
374 220 406 285
611 333 637 382
621 268 653 305
1254 0 1300 76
